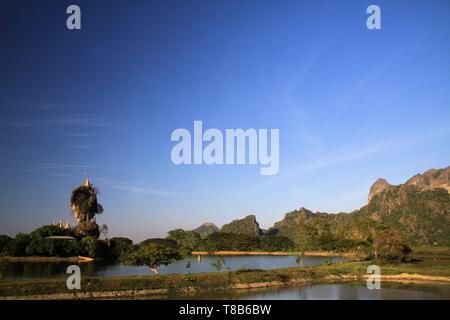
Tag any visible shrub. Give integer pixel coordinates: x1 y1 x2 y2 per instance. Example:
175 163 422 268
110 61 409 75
127 243 181 274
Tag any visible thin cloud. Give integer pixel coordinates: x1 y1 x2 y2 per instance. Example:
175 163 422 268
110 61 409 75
101 179 180 197
36 163 95 170
66 144 94 150
65 133 95 137
0 117 114 128
20 104 72 111
47 173 72 177
284 128 450 179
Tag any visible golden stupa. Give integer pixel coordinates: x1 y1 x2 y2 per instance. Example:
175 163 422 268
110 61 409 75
84 176 90 187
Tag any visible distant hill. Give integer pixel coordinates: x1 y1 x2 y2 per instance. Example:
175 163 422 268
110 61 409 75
269 207 315 238
188 166 449 247
359 184 450 246
220 215 263 236
368 166 450 202
269 166 450 246
192 222 219 236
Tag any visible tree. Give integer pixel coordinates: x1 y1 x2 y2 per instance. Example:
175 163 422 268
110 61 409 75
109 237 134 261
127 243 181 274
80 236 99 258
0 235 12 255
259 236 295 251
30 225 73 239
167 229 185 243
140 238 177 248
372 228 412 262
5 233 31 256
167 229 202 257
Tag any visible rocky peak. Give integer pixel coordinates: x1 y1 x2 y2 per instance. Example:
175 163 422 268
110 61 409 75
405 166 450 193
368 178 392 202
192 222 219 236
220 214 263 236
368 166 450 203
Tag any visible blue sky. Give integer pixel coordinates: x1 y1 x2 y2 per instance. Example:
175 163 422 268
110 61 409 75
0 0 449 241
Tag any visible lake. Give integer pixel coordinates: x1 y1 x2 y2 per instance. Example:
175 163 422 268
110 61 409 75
3 255 450 300
3 254 343 279
171 283 450 300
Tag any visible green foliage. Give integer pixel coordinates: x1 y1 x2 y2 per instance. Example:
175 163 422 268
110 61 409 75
29 225 74 239
371 228 412 263
271 208 315 238
167 229 202 257
109 237 134 261
25 238 79 257
127 243 182 274
0 226 120 259
202 233 260 251
5 233 31 256
0 235 12 255
259 236 295 251
165 232 296 253
140 238 177 248
359 186 450 246
80 236 99 258
293 218 336 251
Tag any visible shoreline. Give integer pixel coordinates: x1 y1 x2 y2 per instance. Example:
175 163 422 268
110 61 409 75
1 272 449 300
191 251 351 257
3 256 94 262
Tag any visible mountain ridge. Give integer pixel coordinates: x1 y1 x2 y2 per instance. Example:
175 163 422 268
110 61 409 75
193 166 450 246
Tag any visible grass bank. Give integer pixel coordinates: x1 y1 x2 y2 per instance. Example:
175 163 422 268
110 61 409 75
1 247 449 299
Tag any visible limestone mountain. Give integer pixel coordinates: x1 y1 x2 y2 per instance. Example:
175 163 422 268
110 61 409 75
220 215 263 236
192 222 219 237
368 166 450 202
269 166 450 246
269 207 315 238
360 184 450 246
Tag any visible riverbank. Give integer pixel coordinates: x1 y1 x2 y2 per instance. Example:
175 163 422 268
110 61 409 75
191 251 351 257
3 256 94 262
1 254 449 299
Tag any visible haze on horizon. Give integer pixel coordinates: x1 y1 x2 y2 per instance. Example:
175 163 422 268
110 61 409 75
0 0 449 242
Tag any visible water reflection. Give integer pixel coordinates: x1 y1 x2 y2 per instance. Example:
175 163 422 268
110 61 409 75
170 283 450 300
239 284 450 300
4 255 342 279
